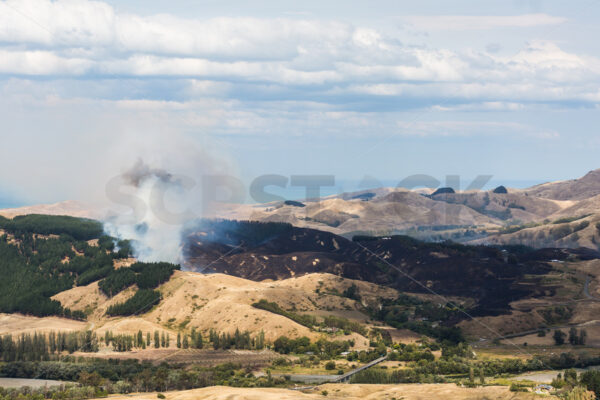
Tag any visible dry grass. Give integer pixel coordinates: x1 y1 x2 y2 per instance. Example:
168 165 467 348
98 383 556 400
0 313 87 335
49 271 394 345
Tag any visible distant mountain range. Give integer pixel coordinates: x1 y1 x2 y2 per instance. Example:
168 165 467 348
215 168 600 250
4 168 600 250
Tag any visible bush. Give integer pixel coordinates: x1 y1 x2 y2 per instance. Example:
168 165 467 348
272 357 290 367
553 330 567 345
157 394 165 399
509 383 529 392
580 370 600 399
325 361 336 370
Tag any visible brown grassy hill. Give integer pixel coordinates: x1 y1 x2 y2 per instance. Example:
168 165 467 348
213 169 600 241
0 200 99 219
525 169 600 200
548 194 600 219
52 271 396 343
216 189 502 237
217 185 598 240
5 169 600 241
471 214 600 250
430 191 561 223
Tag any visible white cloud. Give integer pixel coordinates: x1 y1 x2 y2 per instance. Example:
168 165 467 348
401 14 566 31
431 102 525 111
0 0 597 110
0 49 92 75
0 0 351 59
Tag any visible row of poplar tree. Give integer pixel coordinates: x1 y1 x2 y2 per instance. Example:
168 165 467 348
103 328 267 351
103 330 171 352
0 328 268 360
0 331 98 361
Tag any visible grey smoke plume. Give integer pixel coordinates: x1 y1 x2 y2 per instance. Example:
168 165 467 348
121 160 174 188
103 160 184 263
102 137 235 264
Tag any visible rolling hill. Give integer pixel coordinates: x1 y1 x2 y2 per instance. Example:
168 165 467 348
524 169 600 201
52 270 395 343
183 219 600 318
5 168 600 250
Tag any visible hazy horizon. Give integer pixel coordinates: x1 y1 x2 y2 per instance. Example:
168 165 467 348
0 176 570 209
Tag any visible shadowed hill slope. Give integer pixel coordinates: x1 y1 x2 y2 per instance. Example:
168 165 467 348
184 220 589 317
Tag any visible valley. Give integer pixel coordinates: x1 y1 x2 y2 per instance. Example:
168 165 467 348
4 171 600 399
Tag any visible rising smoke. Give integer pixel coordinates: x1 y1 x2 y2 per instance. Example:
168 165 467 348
102 136 236 264
103 160 185 263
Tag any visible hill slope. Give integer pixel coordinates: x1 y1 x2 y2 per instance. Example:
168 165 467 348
183 220 588 317
525 169 600 200
5 168 600 248
53 270 395 343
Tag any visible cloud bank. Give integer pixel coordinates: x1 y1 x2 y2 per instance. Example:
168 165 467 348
0 0 597 107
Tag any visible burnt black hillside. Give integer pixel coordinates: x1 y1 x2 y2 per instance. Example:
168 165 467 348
184 220 593 317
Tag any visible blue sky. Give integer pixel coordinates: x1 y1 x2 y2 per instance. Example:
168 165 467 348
1 0 599 206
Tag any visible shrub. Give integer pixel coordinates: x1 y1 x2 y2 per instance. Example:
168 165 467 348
272 357 290 367
325 361 336 370
509 383 529 392
580 370 600 399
